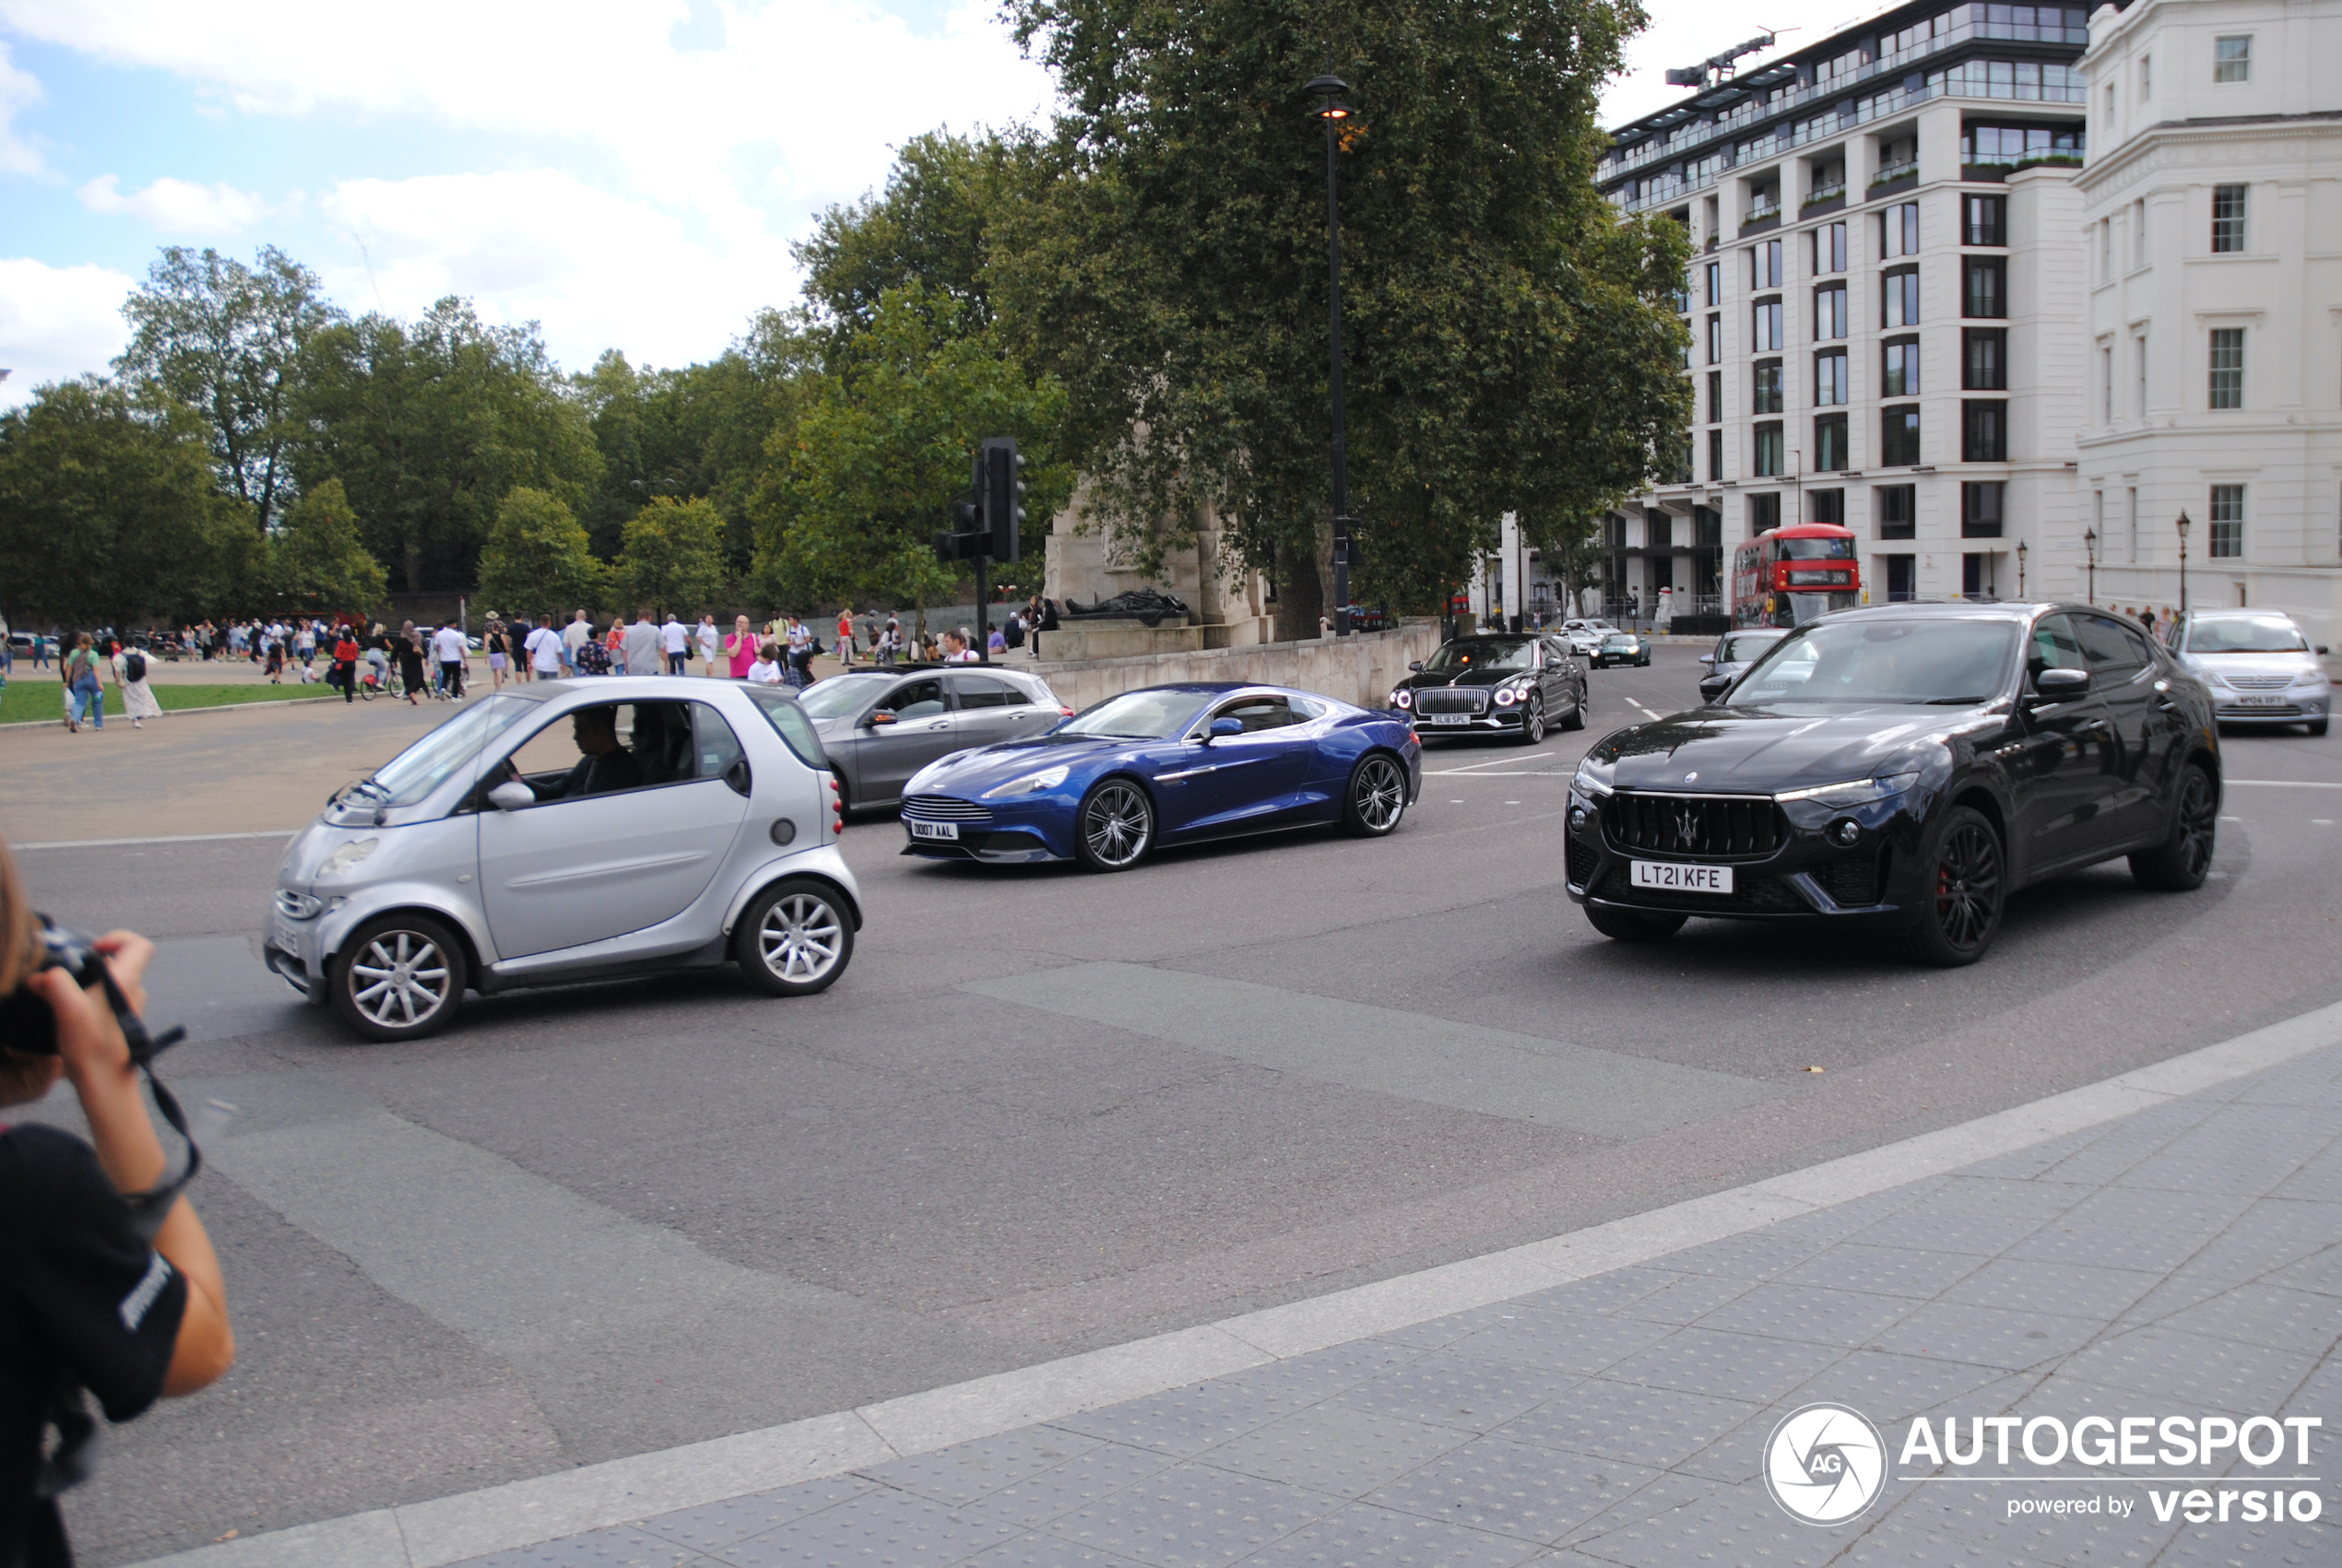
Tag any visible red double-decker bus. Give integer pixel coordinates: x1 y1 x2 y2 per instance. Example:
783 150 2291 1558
1732 523 1862 628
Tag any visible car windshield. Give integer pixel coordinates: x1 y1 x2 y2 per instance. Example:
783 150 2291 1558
1423 638 1536 672
1725 620 2019 707
1059 689 1214 738
363 694 537 806
743 689 829 767
2187 616 2310 654
1602 634 1636 647
797 673 893 720
1717 633 1781 662
1779 536 1856 560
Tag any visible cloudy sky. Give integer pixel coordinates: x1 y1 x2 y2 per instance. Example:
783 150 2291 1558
0 0 1863 407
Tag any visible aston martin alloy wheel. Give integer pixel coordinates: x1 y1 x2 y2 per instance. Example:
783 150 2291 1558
1909 806 2004 967
736 879 854 996
329 914 467 1042
1076 779 1153 871
1343 753 1408 837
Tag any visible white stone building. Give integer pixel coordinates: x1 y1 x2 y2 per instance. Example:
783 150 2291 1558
2075 0 2342 638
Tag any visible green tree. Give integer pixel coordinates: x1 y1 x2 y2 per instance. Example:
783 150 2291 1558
0 377 255 627
479 486 607 618
995 0 1690 632
613 496 728 616
299 298 601 593
755 286 1070 630
115 245 340 534
270 477 390 619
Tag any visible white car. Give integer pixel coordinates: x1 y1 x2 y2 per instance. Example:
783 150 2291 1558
1559 619 1619 657
2169 609 2331 736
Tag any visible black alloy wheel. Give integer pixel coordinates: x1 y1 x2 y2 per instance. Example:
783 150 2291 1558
1908 805 2005 967
1342 753 1407 837
2130 765 2218 891
1586 905 1687 942
1076 779 1153 871
329 914 467 1041
1518 692 1545 745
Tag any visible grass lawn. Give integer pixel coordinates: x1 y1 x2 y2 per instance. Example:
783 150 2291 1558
1 680 338 725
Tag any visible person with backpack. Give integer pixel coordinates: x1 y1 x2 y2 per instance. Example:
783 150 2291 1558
112 643 160 730
62 635 105 733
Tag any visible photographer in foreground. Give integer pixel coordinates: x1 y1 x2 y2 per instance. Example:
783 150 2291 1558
0 842 233 1567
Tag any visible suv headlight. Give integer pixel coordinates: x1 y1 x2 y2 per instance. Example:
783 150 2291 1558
1775 771 1920 808
1572 755 1615 796
319 837 378 876
982 764 1070 799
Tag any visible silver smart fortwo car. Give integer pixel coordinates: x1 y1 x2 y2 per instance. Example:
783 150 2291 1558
263 677 861 1041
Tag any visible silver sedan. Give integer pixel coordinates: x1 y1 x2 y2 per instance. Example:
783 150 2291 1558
2170 609 2332 736
796 666 1071 809
264 677 861 1041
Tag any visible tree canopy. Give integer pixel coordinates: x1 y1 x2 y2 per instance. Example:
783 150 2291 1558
269 477 389 619
477 486 606 620
614 496 729 617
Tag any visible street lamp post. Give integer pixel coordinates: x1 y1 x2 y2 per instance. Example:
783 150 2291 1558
2083 527 2097 605
2017 539 2028 599
1305 74 1355 637
2175 509 2192 618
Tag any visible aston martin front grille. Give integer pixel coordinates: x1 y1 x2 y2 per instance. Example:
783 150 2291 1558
901 796 993 822
1602 792 1783 860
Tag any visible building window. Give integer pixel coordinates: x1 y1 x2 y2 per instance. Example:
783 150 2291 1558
1751 239 1783 289
1962 481 2005 538
1879 136 1917 183
1812 221 1847 275
1963 400 2008 462
1883 266 1920 328
2212 184 2247 253
1705 261 1721 306
1963 554 1994 599
1814 283 1849 340
1808 489 1845 526
1963 257 2006 318
2214 35 2251 82
2139 53 2152 100
1648 511 1674 550
1707 370 1723 424
1753 298 1784 352
1814 414 1850 472
1815 350 1849 407
1709 427 1725 482
1962 124 2086 167
2209 328 2244 408
2208 485 2244 557
1883 337 1920 397
2098 218 2112 281
1706 312 1721 364
1881 201 1920 258
1754 421 1785 477
1963 194 2006 247
1883 406 1922 466
2135 334 2148 415
1753 359 1784 414
2126 486 2139 561
1886 554 1917 601
1877 484 1917 540
2100 344 2114 421
1747 491 1781 536
2131 198 2149 267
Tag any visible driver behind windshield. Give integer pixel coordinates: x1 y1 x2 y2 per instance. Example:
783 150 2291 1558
1425 639 1534 671
531 708 644 799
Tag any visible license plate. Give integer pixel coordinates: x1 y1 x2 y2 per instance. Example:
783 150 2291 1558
269 915 303 956
1631 860 1734 894
1421 713 1472 726
907 819 960 841
2235 696 2286 707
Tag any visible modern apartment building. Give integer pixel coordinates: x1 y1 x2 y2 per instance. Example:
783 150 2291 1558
1595 5 2094 619
2076 0 2342 636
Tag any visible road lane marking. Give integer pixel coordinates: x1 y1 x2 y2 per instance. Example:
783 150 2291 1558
12 829 299 851
1429 751 1555 774
962 961 1784 1139
2226 780 2342 789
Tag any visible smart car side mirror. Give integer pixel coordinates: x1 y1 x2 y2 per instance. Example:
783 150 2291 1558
2029 666 2091 703
1697 654 1714 666
489 780 535 812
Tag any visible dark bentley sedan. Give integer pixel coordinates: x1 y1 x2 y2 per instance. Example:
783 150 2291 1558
1566 603 2221 965
1389 634 1587 744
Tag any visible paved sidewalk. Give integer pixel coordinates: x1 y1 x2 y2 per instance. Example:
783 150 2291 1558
444 1045 2341 1568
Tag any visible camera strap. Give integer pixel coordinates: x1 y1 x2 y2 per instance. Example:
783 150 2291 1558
101 969 195 1244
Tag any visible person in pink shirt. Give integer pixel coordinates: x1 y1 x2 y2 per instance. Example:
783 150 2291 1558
725 614 759 679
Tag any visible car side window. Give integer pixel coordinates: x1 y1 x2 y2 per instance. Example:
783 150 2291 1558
2069 614 2152 681
1212 696 1295 732
690 702 748 788
881 679 946 720
949 675 1026 709
2029 615 2088 675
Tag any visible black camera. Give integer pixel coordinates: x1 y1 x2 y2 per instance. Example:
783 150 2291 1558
0 917 112 1055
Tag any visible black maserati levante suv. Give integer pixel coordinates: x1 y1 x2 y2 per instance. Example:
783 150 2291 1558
1390 634 1588 744
1565 603 2220 965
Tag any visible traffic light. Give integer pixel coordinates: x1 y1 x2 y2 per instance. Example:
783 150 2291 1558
936 453 987 560
982 437 1025 563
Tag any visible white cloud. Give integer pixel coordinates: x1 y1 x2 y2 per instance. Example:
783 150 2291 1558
79 171 278 234
0 256 136 406
0 39 44 174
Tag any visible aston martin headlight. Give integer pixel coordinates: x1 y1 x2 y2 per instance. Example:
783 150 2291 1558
1572 755 1615 796
1775 771 1920 808
982 764 1070 799
318 837 378 876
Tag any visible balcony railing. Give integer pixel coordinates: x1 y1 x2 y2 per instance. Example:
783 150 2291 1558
1803 183 1846 206
1745 201 1781 225
1870 159 1919 186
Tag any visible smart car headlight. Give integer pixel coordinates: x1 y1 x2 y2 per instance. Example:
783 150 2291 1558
982 764 1070 799
318 837 379 876
1572 755 1615 796
1774 771 1920 808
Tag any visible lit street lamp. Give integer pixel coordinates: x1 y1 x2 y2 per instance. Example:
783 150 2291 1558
1305 74 1356 637
2176 508 2192 617
2082 527 2097 605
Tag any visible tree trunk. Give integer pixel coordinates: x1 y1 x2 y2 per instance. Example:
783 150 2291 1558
1273 526 1325 643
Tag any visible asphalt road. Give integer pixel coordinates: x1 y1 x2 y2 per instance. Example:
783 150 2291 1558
13 645 2340 1563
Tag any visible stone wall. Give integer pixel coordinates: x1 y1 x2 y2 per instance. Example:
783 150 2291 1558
1025 619 1444 713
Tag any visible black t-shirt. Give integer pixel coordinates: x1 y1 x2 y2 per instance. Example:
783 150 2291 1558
1 1125 185 1568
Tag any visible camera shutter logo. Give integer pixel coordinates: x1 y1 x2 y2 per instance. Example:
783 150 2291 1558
1765 1403 1887 1525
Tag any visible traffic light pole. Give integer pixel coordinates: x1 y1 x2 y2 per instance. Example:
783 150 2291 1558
1322 109 1352 638
975 556 988 665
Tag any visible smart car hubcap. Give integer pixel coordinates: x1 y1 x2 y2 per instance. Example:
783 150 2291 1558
1085 784 1150 867
350 931 450 1027
1933 824 2001 950
1357 759 1404 831
759 893 843 984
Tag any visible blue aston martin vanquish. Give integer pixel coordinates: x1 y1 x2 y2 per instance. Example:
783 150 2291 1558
898 682 1423 871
